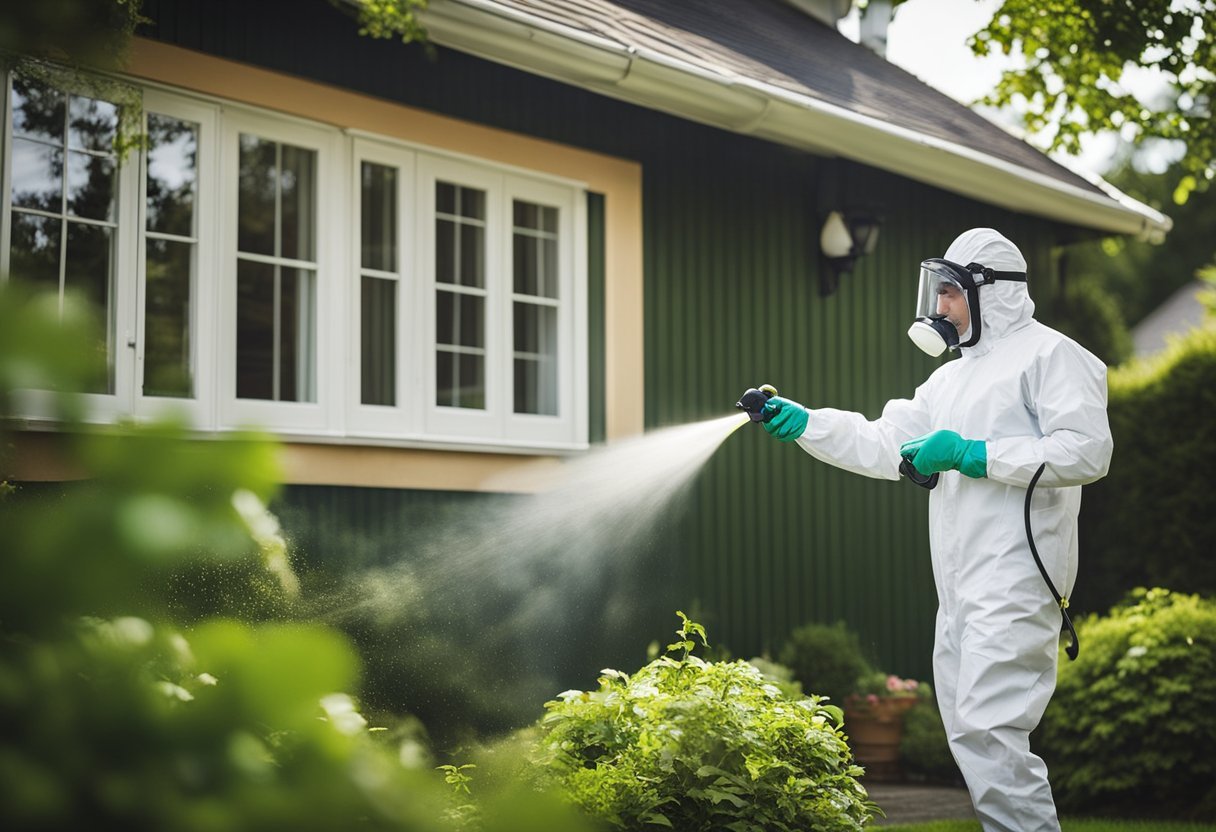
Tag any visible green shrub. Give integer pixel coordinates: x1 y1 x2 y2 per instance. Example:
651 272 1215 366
1077 328 1216 612
1036 588 1216 818
1041 277 1134 365
899 701 961 785
778 620 876 708
532 612 876 830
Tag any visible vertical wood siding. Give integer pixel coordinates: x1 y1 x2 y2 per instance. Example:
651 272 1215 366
144 0 1066 684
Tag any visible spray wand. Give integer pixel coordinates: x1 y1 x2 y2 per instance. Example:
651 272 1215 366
735 384 779 422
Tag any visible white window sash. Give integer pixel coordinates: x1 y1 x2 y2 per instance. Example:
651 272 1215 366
133 90 219 429
0 70 139 424
502 175 584 445
417 154 504 441
218 109 344 435
345 138 420 437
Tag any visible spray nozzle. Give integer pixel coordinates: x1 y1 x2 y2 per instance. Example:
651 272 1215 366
736 384 779 422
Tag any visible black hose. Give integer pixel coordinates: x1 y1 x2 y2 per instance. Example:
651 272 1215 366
1025 463 1079 661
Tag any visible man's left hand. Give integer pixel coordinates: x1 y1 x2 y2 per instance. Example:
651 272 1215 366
900 430 987 479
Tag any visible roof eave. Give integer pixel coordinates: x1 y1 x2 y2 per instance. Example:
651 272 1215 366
413 0 1171 242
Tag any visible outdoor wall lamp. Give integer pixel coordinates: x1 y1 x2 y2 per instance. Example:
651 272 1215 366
819 210 882 296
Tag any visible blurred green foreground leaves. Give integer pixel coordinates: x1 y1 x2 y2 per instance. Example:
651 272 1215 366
0 282 587 831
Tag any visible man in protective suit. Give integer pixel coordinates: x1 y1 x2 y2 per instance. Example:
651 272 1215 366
760 228 1113 831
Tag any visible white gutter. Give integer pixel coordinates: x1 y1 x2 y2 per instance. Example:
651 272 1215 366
411 0 1171 241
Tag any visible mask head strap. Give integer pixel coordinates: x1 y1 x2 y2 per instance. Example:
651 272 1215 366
933 259 1027 348
964 261 1027 286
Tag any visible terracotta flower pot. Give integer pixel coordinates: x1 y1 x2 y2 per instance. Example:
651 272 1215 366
844 696 918 782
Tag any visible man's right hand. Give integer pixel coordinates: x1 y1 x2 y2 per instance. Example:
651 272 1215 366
761 397 809 442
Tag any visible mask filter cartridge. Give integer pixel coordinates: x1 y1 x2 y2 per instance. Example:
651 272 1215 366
907 315 959 357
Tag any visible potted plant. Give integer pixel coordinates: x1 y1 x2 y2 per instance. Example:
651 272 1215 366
843 671 931 782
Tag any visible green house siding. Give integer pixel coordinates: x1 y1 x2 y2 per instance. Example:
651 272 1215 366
141 0 1070 686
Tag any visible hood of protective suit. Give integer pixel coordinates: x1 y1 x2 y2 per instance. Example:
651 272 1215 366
943 228 1035 355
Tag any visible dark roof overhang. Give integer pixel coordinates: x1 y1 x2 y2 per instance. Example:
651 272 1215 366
405 0 1170 241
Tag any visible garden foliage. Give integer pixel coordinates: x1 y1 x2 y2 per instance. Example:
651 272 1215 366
777 620 875 709
1036 588 1216 818
0 284 587 831
532 612 876 831
1076 327 1216 612
899 701 960 785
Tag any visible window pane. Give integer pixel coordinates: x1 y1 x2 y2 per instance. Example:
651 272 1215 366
65 222 114 393
237 134 276 256
68 94 118 153
513 302 556 355
144 238 194 398
436 350 484 410
66 150 115 221
361 276 396 406
458 187 485 221
280 144 316 262
11 75 65 144
278 267 316 402
65 221 112 313
513 302 557 415
513 232 538 296
457 222 484 287
236 259 275 399
436 290 484 349
360 162 397 272
146 114 197 237
435 217 455 285
515 358 557 416
436 181 456 215
10 138 62 212
9 212 61 290
542 237 558 298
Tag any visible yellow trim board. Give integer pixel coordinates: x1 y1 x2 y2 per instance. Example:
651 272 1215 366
117 38 645 490
5 431 562 494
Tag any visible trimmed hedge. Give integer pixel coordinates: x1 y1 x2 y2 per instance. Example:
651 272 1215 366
1076 327 1216 614
1036 588 1216 819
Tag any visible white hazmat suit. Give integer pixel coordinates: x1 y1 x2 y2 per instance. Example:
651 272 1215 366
793 229 1113 831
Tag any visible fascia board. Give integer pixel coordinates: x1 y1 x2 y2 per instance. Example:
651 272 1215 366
415 0 1171 240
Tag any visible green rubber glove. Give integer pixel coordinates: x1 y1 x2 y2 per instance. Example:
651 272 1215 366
761 396 809 442
899 430 987 479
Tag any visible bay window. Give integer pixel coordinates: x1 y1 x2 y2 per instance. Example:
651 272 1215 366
3 69 587 451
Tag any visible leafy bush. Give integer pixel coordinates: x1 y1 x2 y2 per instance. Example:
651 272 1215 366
1035 588 1216 818
1077 328 1216 612
532 613 876 830
0 283 589 832
899 701 961 785
778 620 875 708
1041 277 1134 366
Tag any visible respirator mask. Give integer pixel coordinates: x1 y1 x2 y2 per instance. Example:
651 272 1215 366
906 258 1027 357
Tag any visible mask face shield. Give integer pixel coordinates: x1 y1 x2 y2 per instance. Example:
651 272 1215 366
908 261 969 356
914 261 969 321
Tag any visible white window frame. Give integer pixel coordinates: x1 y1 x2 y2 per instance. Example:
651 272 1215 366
218 108 345 435
346 138 420 437
133 90 219 428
